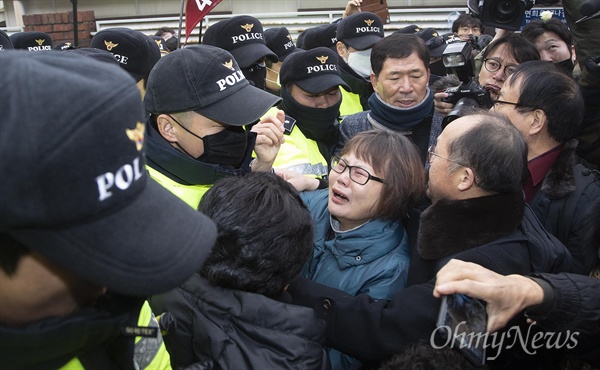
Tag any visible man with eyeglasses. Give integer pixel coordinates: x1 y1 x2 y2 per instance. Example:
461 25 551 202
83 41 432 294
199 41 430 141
492 60 600 276
435 33 540 116
286 111 572 369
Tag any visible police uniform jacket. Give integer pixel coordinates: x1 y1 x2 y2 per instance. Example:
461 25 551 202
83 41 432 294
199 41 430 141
0 298 170 370
272 121 330 179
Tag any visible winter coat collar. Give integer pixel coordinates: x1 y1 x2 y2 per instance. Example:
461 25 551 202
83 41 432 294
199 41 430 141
418 192 525 260
326 217 407 269
540 139 578 199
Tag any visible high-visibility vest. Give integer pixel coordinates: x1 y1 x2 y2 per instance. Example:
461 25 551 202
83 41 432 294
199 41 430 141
272 125 329 179
147 166 211 209
59 301 172 370
340 89 365 118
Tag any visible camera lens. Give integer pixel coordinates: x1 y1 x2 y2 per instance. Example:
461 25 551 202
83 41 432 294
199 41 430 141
493 0 519 24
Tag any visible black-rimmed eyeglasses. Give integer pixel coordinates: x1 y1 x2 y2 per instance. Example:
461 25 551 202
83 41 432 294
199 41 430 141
330 156 384 185
492 99 537 110
427 145 468 167
483 58 517 78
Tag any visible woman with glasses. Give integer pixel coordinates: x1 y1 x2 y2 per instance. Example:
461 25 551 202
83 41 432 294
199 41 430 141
435 33 540 116
277 129 425 370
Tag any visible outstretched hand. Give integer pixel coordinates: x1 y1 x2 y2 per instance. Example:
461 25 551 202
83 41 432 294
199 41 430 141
434 259 545 332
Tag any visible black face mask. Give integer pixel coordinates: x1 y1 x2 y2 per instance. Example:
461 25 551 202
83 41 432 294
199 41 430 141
279 85 341 141
198 126 248 167
170 115 248 167
279 86 341 161
555 57 575 75
241 63 267 90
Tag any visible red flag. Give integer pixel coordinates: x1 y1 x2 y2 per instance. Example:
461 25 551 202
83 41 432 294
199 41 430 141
185 0 223 44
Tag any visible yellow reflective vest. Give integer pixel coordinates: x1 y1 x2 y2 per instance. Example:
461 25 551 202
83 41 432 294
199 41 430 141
273 125 329 179
58 301 172 370
146 166 211 209
340 89 365 118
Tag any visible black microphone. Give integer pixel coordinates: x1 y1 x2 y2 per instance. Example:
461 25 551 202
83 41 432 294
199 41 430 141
580 0 600 16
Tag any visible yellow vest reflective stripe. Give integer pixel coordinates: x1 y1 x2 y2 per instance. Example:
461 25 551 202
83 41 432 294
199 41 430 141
271 124 329 179
57 302 172 370
134 301 172 370
147 166 211 209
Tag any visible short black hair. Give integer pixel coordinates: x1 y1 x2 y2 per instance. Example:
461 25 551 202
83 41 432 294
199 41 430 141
482 33 540 64
198 172 313 298
447 112 528 194
452 14 484 34
155 27 177 37
371 33 430 75
379 342 490 370
507 60 584 143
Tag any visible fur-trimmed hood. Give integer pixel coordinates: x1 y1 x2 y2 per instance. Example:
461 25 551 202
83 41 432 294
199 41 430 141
418 192 525 260
541 139 578 199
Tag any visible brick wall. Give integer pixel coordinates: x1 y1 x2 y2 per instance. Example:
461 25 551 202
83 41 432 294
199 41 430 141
22 11 96 48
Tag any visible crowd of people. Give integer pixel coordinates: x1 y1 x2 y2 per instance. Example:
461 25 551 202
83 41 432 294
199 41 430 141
1 0 599 369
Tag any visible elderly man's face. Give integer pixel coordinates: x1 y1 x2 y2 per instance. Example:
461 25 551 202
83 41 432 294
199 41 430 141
371 51 430 109
426 116 479 202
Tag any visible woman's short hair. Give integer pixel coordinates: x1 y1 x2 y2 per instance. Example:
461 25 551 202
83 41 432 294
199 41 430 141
521 18 572 49
198 172 313 298
340 130 426 220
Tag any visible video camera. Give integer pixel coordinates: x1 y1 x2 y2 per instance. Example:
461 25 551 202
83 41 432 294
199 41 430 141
467 0 562 31
441 41 492 127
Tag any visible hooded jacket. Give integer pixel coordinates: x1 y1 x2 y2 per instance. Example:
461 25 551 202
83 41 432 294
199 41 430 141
149 274 329 370
300 189 410 299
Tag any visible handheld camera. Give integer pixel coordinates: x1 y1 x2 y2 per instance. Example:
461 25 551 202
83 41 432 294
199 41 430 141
441 41 492 127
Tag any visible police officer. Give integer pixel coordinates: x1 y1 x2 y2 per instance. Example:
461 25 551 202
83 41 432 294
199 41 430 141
143 44 285 208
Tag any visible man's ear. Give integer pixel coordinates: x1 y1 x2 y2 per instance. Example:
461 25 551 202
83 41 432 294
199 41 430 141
529 109 547 136
457 167 476 192
370 72 379 91
156 114 178 143
336 41 348 59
